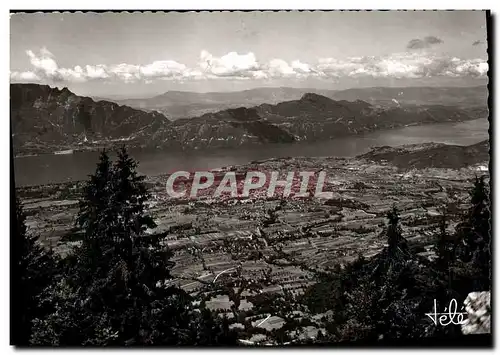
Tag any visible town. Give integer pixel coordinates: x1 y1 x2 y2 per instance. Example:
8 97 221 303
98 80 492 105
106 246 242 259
165 170 334 199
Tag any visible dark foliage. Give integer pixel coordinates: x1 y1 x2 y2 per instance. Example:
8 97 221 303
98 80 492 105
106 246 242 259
454 176 491 293
23 148 237 346
12 197 58 346
300 181 491 344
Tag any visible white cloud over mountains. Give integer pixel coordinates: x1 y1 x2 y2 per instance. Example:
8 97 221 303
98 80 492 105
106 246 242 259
10 47 489 85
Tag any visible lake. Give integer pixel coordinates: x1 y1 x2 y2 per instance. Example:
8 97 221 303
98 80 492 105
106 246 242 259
13 118 489 187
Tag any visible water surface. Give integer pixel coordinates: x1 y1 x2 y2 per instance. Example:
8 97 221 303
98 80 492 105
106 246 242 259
14 118 489 187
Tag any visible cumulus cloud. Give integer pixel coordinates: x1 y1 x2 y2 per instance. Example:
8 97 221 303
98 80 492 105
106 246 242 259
317 52 487 79
407 36 444 50
10 47 488 85
291 60 313 74
200 50 261 78
84 64 110 80
139 60 188 79
198 52 321 80
10 70 41 82
267 59 296 77
24 48 106 83
26 47 58 75
15 48 196 83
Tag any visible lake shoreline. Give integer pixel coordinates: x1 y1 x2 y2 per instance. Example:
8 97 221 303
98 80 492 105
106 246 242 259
13 118 489 187
13 117 489 159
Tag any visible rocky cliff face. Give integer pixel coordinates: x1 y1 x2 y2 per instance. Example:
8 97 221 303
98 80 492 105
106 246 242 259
10 84 172 154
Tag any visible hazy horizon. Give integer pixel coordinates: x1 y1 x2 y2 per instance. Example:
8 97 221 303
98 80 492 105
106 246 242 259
10 80 488 101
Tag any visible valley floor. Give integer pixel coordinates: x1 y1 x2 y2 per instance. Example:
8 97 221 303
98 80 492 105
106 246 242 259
16 154 489 344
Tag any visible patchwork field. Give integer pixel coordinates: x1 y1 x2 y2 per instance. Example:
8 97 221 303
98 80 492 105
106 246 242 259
18 155 487 288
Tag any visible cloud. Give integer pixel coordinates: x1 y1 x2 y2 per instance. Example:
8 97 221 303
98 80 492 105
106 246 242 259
424 36 443 45
25 48 104 83
10 70 41 82
84 64 110 80
26 47 59 75
11 47 488 85
107 63 140 82
407 36 444 50
291 60 314 74
17 48 194 83
198 52 320 80
139 60 188 80
266 59 296 78
451 58 488 77
316 52 487 79
200 50 261 78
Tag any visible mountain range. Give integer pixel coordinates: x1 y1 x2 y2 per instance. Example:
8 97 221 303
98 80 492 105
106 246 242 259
102 85 488 120
11 84 487 155
11 84 173 155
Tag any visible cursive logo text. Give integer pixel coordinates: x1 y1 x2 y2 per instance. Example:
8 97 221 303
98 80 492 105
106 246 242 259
425 299 468 326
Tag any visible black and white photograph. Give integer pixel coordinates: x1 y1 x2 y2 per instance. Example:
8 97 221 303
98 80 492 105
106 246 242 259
9 10 491 347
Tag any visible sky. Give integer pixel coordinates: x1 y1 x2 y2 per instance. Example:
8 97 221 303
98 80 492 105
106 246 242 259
10 11 489 97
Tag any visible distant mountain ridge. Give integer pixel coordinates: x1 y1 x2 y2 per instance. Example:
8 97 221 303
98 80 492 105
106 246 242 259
331 86 488 107
148 92 480 150
112 87 334 120
109 85 488 120
253 92 476 141
115 87 329 107
359 140 490 169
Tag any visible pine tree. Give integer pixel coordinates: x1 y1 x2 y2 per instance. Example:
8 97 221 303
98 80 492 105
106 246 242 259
73 147 181 344
13 197 57 346
31 147 237 346
431 208 457 305
75 149 114 274
434 208 454 269
455 175 491 291
107 147 156 259
468 176 490 258
386 205 410 262
462 176 490 253
77 150 112 235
